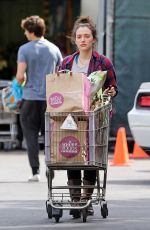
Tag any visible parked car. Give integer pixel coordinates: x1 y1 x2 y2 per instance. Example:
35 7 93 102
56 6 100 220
128 82 150 155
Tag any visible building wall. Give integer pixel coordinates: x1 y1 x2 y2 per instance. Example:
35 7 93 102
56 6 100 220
81 0 99 22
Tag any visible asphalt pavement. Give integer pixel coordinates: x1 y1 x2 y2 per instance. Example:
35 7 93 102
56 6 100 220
0 150 150 229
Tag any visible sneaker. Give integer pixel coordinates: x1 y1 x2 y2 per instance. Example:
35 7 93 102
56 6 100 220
28 174 40 182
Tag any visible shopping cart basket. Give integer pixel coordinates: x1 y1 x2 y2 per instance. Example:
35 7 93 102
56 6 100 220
45 96 111 222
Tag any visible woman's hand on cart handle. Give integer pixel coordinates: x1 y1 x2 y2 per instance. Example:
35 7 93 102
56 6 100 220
103 86 116 97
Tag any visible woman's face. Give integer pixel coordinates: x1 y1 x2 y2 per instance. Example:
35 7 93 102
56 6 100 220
75 26 95 52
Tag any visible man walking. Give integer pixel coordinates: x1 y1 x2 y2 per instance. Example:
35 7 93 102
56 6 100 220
16 15 62 181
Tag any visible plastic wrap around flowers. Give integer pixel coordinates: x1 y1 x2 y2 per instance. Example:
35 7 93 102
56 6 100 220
87 70 107 97
2 79 23 112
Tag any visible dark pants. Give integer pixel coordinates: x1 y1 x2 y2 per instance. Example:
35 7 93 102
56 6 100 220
16 114 23 146
20 100 46 175
67 170 96 184
67 117 96 184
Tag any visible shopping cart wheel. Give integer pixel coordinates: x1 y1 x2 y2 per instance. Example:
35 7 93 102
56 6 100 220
101 201 108 218
53 207 63 223
46 202 52 219
82 209 87 222
55 215 60 223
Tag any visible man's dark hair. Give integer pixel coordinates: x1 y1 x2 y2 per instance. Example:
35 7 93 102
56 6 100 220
21 15 46 37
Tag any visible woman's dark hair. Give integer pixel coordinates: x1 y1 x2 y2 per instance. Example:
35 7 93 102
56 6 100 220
21 15 46 37
71 16 98 44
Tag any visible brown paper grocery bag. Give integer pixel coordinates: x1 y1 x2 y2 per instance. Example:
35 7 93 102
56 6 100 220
46 72 89 112
50 119 88 165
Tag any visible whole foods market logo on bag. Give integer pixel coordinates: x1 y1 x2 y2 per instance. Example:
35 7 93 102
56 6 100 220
48 92 64 108
59 136 81 158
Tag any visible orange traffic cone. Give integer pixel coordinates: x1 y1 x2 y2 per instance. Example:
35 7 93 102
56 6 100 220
130 143 149 158
110 127 130 166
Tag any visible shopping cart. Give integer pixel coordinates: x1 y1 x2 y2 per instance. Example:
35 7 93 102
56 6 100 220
45 96 111 223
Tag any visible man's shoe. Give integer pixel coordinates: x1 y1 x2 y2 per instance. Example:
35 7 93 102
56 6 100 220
28 174 40 182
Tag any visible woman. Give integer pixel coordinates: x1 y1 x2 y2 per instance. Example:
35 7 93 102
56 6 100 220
58 16 117 218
